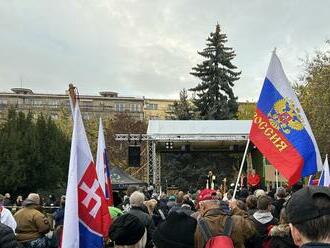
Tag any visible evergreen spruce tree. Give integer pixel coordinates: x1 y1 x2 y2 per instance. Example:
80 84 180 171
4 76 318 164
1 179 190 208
172 89 195 120
190 23 240 120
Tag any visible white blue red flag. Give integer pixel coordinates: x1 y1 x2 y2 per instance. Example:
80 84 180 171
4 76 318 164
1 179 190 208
96 118 114 206
250 52 322 185
62 104 111 248
319 155 330 187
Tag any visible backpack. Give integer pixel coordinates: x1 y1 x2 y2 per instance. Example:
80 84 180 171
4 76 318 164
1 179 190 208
198 215 234 248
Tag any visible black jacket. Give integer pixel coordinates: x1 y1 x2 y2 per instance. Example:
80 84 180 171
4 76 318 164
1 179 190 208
0 223 19 248
128 206 155 248
301 243 330 248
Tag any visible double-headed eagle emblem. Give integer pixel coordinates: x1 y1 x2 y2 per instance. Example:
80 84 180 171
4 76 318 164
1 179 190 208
267 98 304 134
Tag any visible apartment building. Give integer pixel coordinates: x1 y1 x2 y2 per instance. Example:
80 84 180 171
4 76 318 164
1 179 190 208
0 88 145 121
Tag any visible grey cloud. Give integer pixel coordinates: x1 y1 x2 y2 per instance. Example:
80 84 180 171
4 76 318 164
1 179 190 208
0 0 329 100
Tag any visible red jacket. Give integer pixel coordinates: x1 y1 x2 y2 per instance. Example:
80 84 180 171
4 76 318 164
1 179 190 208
248 174 260 187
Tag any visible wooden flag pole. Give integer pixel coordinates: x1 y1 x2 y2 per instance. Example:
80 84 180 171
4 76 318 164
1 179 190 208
233 139 250 199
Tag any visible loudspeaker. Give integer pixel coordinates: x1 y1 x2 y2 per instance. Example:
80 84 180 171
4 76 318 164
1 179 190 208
128 146 141 167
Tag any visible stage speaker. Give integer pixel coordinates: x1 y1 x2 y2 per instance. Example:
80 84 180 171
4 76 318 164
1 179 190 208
128 146 141 167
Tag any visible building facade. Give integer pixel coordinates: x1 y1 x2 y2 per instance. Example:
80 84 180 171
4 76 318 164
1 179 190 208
0 88 145 121
144 98 176 120
0 88 256 122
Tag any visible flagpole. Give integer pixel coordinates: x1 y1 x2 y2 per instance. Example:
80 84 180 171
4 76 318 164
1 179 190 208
233 139 250 199
275 169 279 190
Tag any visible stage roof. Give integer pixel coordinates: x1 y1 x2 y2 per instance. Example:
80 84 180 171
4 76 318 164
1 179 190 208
147 120 252 141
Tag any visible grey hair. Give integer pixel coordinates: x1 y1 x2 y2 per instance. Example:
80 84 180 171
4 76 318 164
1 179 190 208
130 191 145 207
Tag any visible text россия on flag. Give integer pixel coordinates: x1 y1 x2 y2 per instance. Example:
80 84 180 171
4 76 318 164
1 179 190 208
250 52 322 185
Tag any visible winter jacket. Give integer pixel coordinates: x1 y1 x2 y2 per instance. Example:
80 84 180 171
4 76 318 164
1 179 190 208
14 205 51 242
272 198 286 219
246 211 278 248
0 223 19 248
263 224 298 248
194 207 255 248
301 243 330 248
128 206 155 248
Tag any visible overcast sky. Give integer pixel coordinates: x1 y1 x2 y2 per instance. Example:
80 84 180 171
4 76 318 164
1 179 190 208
0 0 329 101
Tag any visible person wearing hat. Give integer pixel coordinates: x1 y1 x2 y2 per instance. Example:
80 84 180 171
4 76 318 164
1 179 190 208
194 189 256 248
0 194 17 232
109 213 147 248
286 186 330 248
14 193 51 247
153 211 197 248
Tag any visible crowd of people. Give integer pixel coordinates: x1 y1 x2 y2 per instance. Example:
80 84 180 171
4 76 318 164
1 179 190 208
0 182 329 248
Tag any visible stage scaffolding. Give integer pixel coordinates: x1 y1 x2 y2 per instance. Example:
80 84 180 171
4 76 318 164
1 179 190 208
116 120 252 189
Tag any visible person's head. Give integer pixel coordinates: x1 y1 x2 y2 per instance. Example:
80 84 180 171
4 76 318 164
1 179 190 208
208 171 213 176
257 195 272 212
237 200 247 211
130 191 145 208
5 193 10 199
255 189 266 198
183 194 190 202
16 195 23 202
246 195 258 210
251 169 256 175
197 189 218 212
60 195 66 208
126 186 138 197
153 211 197 248
109 214 147 248
144 199 157 215
286 186 330 246
23 193 40 206
276 187 286 199
176 192 184 204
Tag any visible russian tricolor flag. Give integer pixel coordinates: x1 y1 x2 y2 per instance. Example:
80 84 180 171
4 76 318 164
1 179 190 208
250 52 322 185
62 103 111 248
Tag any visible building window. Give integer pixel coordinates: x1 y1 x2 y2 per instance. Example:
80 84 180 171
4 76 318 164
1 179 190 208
146 103 158 110
115 103 125 112
0 99 7 105
130 104 141 112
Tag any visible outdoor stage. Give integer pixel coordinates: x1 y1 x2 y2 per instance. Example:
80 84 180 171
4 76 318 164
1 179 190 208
146 120 258 189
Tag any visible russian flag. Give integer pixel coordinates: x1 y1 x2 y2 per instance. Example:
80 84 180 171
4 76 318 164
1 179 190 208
96 118 114 206
62 103 111 248
250 52 322 185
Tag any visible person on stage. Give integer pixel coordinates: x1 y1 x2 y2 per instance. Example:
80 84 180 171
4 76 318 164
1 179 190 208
206 171 216 190
247 169 261 193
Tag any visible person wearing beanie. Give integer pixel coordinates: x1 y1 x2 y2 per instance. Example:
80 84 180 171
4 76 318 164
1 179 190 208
153 211 197 248
128 191 155 248
14 193 51 246
109 214 147 248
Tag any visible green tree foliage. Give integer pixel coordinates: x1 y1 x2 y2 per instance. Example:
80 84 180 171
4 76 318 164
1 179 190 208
162 152 242 192
172 89 196 120
296 47 330 158
190 23 240 120
237 102 256 120
0 109 70 196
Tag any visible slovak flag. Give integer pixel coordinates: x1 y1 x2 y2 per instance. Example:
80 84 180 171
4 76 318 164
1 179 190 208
96 118 114 206
250 51 322 185
62 103 111 248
